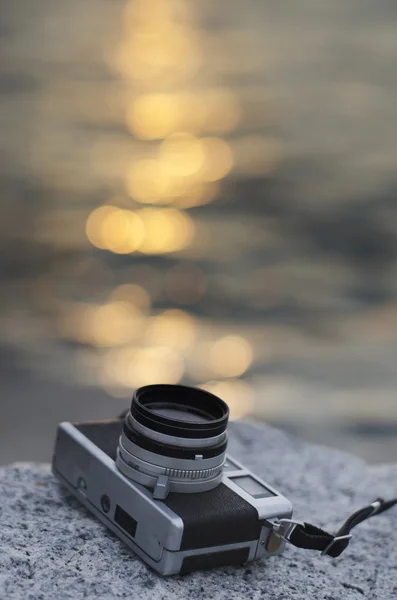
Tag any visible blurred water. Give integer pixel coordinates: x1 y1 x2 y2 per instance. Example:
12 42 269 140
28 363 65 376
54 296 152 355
1 0 397 464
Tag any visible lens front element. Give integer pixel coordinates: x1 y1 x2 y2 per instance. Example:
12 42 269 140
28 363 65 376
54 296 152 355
116 385 229 498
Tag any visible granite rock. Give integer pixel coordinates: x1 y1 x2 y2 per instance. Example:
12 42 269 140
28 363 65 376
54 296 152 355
1 421 396 599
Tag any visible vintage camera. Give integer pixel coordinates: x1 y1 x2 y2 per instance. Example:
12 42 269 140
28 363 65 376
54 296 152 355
53 384 292 575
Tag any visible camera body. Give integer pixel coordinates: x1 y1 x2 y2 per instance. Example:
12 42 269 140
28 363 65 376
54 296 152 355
53 416 292 575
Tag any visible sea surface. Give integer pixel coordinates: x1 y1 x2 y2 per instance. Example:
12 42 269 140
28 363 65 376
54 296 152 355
1 0 397 465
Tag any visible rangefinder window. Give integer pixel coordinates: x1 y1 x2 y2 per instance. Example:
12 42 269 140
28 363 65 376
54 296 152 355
230 475 277 499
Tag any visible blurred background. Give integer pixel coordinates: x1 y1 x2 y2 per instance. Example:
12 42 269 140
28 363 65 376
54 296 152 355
1 0 397 466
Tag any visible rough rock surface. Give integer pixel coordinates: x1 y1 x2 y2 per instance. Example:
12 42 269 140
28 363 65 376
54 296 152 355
1 421 396 599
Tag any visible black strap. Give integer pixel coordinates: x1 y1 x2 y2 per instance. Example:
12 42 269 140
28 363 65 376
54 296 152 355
287 496 397 557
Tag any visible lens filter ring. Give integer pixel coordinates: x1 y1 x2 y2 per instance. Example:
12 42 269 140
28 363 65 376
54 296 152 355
131 384 229 439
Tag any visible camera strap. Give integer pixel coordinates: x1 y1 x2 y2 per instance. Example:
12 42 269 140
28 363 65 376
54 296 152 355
273 496 397 557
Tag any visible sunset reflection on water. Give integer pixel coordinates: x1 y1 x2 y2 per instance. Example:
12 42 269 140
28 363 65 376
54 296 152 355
71 0 255 415
2 0 397 463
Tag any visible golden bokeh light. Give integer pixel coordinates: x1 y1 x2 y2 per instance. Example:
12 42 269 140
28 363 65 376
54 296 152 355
145 309 196 352
200 379 254 420
101 209 145 253
210 335 253 378
86 205 145 254
137 207 195 254
125 159 220 208
164 264 207 305
103 346 184 388
86 205 119 249
125 159 166 204
87 205 194 255
110 284 151 314
125 158 187 204
60 301 144 347
197 138 233 181
126 94 181 140
159 133 205 177
125 91 210 140
126 90 239 140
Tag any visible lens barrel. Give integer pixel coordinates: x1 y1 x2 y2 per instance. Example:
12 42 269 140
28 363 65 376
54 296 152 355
116 384 229 498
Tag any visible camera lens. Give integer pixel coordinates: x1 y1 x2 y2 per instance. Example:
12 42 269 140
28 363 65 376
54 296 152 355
116 384 229 498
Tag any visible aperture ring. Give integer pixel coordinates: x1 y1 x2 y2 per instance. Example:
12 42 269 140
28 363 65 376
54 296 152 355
120 432 226 471
164 465 222 479
116 449 224 495
118 442 224 481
